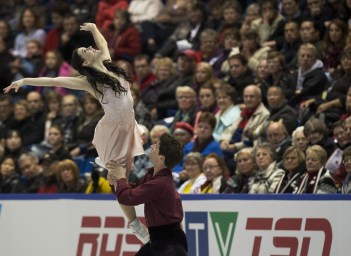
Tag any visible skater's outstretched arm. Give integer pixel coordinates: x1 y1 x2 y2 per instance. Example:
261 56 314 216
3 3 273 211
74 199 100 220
3 76 94 94
80 23 111 62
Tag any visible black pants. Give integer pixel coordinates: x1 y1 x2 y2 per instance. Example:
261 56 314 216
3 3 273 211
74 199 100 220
135 223 188 256
136 243 187 256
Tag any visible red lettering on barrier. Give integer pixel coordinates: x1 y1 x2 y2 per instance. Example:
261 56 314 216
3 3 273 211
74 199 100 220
245 218 333 256
100 234 123 256
275 218 302 231
76 216 144 256
246 218 273 256
77 234 100 256
104 217 124 228
272 237 298 256
82 216 101 228
271 218 302 255
246 218 273 230
304 218 332 256
99 217 125 255
300 237 310 256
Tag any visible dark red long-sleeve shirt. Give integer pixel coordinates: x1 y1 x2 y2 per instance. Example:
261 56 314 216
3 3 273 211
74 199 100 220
116 168 184 228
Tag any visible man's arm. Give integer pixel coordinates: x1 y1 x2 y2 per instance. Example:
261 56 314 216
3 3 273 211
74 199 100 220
106 162 162 206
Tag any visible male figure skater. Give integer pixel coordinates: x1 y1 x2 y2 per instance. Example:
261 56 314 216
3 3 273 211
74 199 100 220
106 133 188 255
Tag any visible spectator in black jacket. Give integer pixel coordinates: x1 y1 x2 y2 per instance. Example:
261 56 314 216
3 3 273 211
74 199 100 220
58 13 94 62
18 152 44 193
285 43 329 109
153 51 195 119
303 117 336 158
0 95 15 140
0 155 24 193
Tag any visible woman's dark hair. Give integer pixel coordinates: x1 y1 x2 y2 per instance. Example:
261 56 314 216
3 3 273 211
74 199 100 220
323 19 348 49
192 2 209 22
17 7 42 31
5 129 22 140
49 124 65 138
45 50 64 70
198 112 217 130
113 9 131 30
71 50 131 102
0 19 13 43
216 83 237 103
82 92 102 111
200 83 216 95
303 118 328 137
222 28 241 44
267 50 286 68
0 155 19 175
44 90 62 110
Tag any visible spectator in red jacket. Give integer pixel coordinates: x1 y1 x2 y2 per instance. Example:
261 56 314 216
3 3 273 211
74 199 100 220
95 0 128 31
43 4 69 54
133 54 157 92
103 9 141 61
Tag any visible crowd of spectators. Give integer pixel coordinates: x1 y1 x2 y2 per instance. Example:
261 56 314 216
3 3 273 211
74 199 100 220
1 0 351 194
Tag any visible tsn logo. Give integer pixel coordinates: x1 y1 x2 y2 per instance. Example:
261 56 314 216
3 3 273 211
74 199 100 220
76 216 144 256
185 212 333 256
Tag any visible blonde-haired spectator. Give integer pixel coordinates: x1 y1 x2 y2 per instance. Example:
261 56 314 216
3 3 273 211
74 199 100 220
193 62 216 93
142 57 176 117
170 86 198 132
295 145 337 194
224 147 257 193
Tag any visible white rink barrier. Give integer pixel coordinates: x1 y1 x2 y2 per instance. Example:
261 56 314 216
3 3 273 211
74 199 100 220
0 194 350 256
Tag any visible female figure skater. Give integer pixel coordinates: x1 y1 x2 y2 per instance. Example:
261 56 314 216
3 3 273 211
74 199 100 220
3 23 149 243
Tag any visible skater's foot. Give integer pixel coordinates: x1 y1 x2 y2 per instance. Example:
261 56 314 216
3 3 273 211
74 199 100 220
129 218 150 244
94 157 106 169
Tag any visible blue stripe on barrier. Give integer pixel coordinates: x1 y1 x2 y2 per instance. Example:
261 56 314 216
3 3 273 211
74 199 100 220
0 193 351 201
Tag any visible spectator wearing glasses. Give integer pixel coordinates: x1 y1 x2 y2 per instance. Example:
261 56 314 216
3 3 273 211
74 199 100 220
295 145 337 194
177 152 206 194
249 143 285 194
18 152 44 193
199 153 229 194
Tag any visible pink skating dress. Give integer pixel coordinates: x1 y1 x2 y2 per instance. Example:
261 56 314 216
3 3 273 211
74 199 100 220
92 79 144 170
